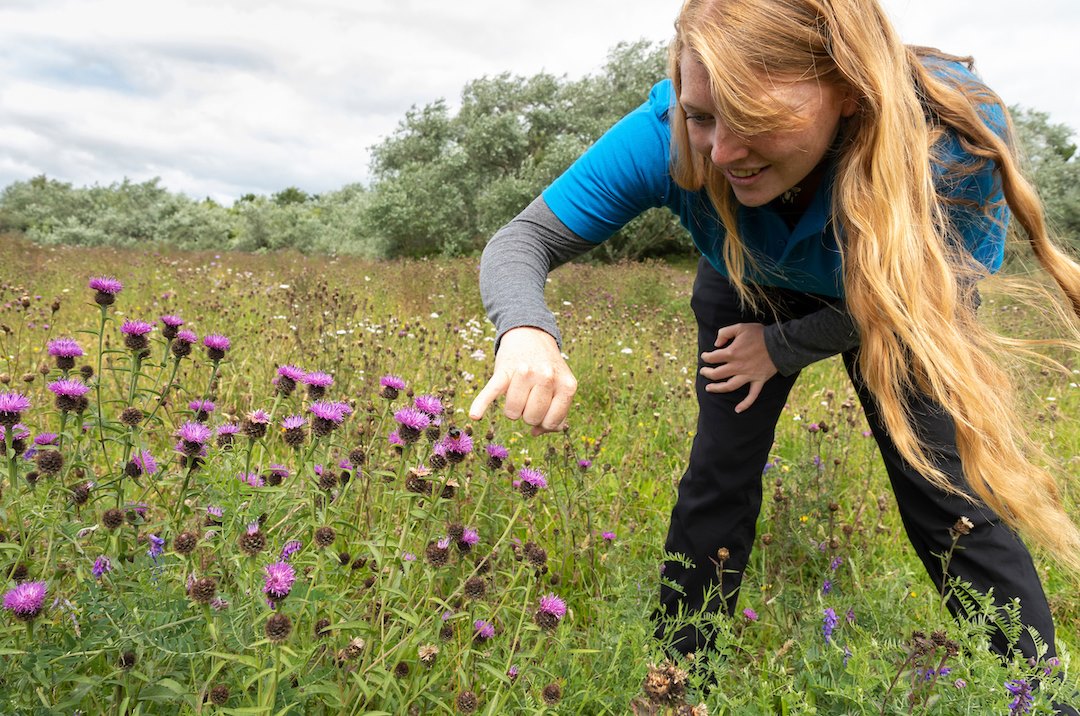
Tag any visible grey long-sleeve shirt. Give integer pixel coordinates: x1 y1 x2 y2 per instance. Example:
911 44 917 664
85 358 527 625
479 197 860 376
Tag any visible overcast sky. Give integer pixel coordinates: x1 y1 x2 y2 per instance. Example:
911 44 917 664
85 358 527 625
0 0 1076 205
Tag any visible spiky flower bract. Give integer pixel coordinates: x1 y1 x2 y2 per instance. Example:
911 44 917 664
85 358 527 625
202 334 230 361
393 407 430 443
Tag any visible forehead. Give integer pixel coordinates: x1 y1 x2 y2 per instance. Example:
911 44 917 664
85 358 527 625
679 52 835 114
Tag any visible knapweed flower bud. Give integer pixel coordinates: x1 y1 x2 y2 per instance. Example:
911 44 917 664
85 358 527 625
238 522 267 556
188 576 217 604
265 612 292 642
455 690 478 714
314 526 336 548
102 508 124 530
241 410 270 439
209 684 230 706
174 531 199 555
119 406 144 427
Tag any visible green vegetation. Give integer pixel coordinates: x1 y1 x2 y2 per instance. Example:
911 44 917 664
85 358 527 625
0 235 1076 713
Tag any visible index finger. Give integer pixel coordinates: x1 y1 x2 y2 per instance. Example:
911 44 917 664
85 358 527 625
468 371 511 420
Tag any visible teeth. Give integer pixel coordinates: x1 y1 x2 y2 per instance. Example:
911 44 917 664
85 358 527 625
729 168 762 178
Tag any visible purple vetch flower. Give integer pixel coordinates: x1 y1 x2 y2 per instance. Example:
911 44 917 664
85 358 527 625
176 421 211 455
3 580 47 621
202 334 230 361
843 645 852 666
92 556 112 579
830 556 843 571
414 394 443 417
473 619 495 641
89 276 122 305
822 579 832 596
743 607 759 622
0 392 32 426
402 552 416 562
393 407 430 443
1005 679 1034 715
47 337 85 369
263 561 296 602
954 679 967 689
845 608 856 625
147 534 166 562
280 540 303 561
822 607 839 644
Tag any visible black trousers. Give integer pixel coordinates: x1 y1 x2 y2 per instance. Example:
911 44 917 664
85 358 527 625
657 258 1060 664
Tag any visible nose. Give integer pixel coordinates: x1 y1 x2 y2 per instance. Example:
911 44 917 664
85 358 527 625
709 123 749 166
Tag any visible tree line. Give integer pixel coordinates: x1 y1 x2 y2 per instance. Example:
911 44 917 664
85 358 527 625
1 40 1077 262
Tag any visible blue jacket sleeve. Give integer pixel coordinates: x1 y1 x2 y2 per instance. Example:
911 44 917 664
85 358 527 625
542 81 676 243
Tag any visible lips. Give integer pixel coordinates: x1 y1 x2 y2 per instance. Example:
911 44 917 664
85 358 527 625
728 167 763 178
724 166 768 186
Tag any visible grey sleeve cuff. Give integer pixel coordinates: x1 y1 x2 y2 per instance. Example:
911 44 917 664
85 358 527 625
479 196 596 352
763 302 860 376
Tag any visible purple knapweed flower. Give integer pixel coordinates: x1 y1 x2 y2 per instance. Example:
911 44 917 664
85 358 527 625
280 540 303 561
310 401 351 423
175 329 197 345
388 430 404 447
302 371 334 387
743 607 758 622
282 415 305 430
393 407 430 443
413 394 443 417
92 556 112 579
485 444 509 459
217 423 240 437
534 593 567 631
47 378 90 412
578 458 592 470
239 472 265 488
267 464 290 484
160 314 184 331
47 338 84 369
0 392 31 426
147 534 165 562
278 365 305 381
263 561 296 602
460 527 480 547
440 431 473 462
1005 679 1034 715
189 399 216 416
33 433 59 447
203 334 230 361
120 320 153 336
380 375 405 390
822 607 839 644
508 665 519 680
473 619 496 641
3 581 47 621
517 467 548 499
89 276 122 305
130 450 158 476
176 421 211 454
601 531 616 542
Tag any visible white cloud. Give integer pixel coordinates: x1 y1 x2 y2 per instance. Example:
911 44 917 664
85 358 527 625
0 0 1076 204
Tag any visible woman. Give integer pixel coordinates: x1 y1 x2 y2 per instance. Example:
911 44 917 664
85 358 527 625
468 0 1080 694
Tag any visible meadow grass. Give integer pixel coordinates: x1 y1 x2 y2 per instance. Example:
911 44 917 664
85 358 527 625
0 233 1076 715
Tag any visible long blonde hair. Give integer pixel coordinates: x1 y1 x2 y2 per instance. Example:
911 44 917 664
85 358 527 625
670 0 1080 571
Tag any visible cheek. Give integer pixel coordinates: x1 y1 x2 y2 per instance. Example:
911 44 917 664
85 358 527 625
685 125 711 157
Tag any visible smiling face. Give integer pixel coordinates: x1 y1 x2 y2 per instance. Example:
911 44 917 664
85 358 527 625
678 50 856 207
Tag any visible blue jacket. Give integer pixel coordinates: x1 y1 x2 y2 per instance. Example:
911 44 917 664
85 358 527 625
543 64 1008 298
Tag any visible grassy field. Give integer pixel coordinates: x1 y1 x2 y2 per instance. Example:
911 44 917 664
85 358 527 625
0 233 1077 714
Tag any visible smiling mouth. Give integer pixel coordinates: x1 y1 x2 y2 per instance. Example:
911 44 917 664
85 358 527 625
728 167 764 178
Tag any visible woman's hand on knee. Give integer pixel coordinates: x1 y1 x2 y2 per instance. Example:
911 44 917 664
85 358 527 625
469 326 578 436
700 322 778 413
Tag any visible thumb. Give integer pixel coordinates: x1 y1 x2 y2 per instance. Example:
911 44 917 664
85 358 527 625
715 323 740 348
469 371 510 420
